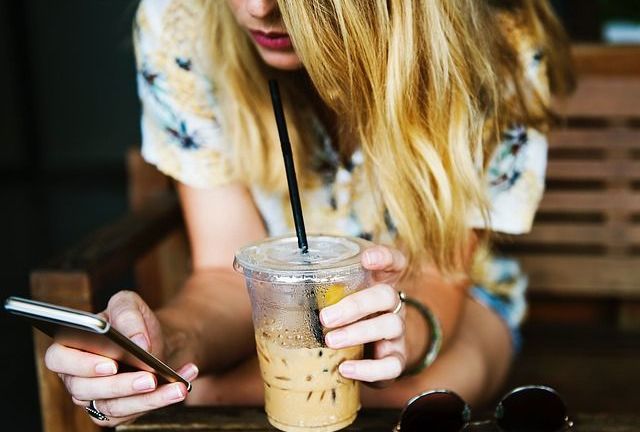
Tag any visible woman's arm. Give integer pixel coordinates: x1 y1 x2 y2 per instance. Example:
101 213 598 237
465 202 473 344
362 230 513 408
157 181 267 373
400 231 478 370
177 228 513 407
42 181 267 425
361 294 513 408
185 268 513 408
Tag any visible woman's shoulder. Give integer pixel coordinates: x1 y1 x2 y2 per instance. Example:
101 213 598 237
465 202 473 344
135 0 233 189
493 8 551 105
136 0 208 55
135 0 216 118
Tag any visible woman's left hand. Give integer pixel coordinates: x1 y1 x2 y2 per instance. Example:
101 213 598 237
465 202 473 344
320 245 407 385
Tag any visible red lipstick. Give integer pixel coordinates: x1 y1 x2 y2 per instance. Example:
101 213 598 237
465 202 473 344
250 30 293 50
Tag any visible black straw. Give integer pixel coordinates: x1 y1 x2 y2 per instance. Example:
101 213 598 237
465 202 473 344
269 79 309 254
269 79 323 345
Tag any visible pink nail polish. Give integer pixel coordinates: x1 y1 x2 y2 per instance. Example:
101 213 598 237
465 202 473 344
320 307 341 325
132 375 156 391
364 250 383 266
131 333 149 351
326 330 347 347
340 363 356 376
165 384 185 402
95 362 117 376
182 364 199 381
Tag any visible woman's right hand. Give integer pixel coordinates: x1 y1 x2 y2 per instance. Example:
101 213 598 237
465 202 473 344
44 291 199 426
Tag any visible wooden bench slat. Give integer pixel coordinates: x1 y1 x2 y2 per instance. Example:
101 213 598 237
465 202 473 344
538 191 640 211
519 223 616 244
518 255 640 296
515 224 640 246
549 130 640 150
572 44 640 76
631 226 640 244
546 160 640 180
554 77 640 117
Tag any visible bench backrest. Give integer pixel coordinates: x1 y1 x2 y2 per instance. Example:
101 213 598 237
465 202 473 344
508 45 640 303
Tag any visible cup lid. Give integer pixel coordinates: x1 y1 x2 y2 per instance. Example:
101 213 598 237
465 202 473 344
233 235 371 283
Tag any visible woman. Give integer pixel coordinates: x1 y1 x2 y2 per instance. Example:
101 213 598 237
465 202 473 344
44 0 574 426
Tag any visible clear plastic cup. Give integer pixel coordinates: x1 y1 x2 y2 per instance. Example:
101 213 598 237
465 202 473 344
234 235 372 432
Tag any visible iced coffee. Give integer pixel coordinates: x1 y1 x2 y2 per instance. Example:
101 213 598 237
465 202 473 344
234 235 371 432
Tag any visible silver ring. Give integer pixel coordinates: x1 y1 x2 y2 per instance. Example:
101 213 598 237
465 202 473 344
392 291 406 314
85 400 109 422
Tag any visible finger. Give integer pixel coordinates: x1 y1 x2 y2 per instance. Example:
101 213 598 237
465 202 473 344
45 343 118 377
71 396 138 427
373 338 405 361
72 396 90 407
362 246 407 273
320 284 399 328
107 291 150 351
89 413 137 427
325 313 404 349
339 353 405 382
93 382 187 419
62 371 157 401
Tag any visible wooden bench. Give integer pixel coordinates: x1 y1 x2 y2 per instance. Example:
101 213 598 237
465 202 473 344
29 45 640 432
501 44 640 414
502 44 640 328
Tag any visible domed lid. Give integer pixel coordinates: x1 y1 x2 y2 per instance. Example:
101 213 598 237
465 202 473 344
233 235 371 283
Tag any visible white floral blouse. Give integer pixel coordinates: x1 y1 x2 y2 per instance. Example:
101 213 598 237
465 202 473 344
134 0 550 350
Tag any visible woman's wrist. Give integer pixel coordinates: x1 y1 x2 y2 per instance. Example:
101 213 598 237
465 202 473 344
156 306 201 369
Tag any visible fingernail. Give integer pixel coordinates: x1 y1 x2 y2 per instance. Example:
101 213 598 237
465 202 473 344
364 250 383 266
325 330 347 348
131 333 149 351
182 364 199 381
95 362 117 376
165 384 185 402
339 362 356 377
320 306 342 326
132 374 156 391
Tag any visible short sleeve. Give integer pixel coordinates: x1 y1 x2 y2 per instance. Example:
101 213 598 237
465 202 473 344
134 0 234 189
468 13 550 235
468 125 547 234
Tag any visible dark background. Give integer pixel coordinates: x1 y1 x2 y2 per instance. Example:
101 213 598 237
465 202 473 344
0 0 637 430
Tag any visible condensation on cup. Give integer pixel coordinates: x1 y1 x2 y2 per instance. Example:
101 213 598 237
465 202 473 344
234 235 372 432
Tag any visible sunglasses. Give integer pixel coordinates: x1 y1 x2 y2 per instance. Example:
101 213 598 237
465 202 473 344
394 385 573 431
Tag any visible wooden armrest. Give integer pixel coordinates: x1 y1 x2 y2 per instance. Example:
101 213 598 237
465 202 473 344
32 191 182 301
29 191 183 432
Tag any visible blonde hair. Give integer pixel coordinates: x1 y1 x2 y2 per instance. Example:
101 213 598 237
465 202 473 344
205 0 573 273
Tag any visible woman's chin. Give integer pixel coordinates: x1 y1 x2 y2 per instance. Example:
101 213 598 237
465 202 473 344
258 49 303 71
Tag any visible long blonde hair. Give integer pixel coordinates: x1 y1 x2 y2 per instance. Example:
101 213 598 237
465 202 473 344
204 0 573 272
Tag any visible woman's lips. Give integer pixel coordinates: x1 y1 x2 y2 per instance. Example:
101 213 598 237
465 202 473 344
250 30 293 51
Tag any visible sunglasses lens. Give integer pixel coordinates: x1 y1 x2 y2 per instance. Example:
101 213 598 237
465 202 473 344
495 386 567 432
399 391 469 432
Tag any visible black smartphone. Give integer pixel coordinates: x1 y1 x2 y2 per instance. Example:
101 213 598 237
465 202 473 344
4 296 191 391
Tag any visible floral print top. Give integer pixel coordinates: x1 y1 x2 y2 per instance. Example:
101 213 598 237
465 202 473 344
134 0 550 348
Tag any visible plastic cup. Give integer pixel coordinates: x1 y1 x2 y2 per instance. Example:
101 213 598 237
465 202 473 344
234 234 372 432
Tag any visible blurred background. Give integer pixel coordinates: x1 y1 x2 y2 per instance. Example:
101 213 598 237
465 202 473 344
0 0 638 430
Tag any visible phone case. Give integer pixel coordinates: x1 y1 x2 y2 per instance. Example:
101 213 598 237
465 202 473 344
4 296 191 391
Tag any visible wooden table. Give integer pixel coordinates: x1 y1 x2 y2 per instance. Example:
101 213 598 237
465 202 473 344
118 406 640 431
